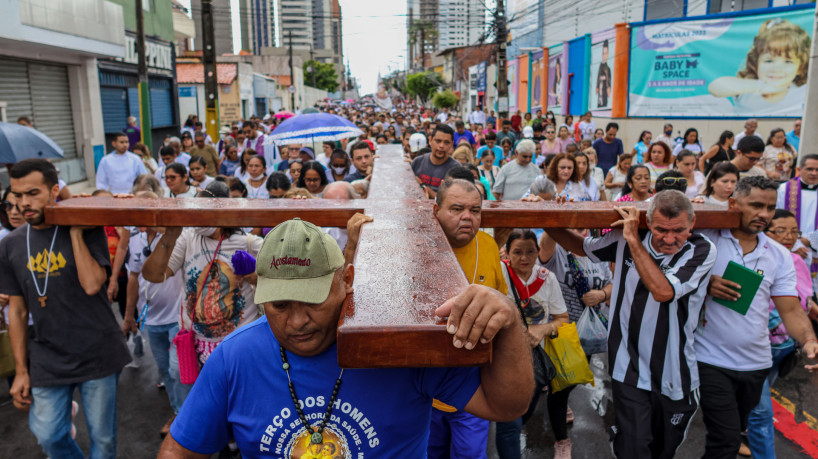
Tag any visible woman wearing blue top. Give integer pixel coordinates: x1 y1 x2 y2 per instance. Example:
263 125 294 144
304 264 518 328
630 130 651 164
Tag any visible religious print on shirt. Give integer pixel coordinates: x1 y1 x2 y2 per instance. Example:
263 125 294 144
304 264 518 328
542 245 612 322
169 317 481 458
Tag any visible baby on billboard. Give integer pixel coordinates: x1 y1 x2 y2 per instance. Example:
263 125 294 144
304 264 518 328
708 18 810 115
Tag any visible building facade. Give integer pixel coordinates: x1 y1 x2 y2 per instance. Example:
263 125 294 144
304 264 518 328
0 0 126 186
191 0 235 55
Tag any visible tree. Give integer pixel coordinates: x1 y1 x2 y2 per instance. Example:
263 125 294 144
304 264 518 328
407 20 438 68
406 72 442 106
303 60 339 93
432 89 460 110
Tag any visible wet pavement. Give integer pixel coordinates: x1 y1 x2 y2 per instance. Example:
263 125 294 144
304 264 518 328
1 336 816 458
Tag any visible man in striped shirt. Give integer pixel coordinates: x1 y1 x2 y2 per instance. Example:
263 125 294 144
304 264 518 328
546 190 717 458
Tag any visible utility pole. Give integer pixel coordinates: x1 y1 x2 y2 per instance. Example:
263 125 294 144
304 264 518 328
800 6 818 155
201 0 219 144
135 0 152 149
309 44 317 88
288 31 295 110
495 0 509 128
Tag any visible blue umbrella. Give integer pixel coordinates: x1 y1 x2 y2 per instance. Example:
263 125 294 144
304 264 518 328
0 122 64 163
265 113 363 146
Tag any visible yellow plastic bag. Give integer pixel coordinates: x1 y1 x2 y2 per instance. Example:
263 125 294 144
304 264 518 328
543 322 594 393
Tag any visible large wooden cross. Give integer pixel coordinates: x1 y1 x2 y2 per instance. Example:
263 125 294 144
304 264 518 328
47 145 738 368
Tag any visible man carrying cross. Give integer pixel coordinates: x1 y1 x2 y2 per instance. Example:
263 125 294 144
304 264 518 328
158 218 532 458
1 159 131 459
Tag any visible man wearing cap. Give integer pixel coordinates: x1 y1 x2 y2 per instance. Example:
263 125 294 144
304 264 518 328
158 215 533 458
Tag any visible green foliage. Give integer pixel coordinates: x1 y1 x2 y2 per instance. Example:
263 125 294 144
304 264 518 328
405 72 442 105
303 60 339 93
432 89 460 109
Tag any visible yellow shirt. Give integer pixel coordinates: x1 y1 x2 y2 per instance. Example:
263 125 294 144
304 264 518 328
434 231 508 412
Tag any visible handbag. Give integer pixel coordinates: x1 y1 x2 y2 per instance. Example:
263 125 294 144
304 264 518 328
544 322 595 393
173 234 225 385
505 264 556 390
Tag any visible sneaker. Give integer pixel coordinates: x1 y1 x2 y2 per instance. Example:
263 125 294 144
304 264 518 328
554 439 572 459
70 401 79 439
566 405 574 424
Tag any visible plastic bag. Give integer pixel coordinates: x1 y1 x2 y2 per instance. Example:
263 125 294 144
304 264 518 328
544 322 594 393
577 307 608 355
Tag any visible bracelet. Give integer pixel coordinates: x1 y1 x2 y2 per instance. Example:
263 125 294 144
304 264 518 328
805 338 817 345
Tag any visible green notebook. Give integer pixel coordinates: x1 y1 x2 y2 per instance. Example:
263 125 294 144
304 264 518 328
713 261 764 315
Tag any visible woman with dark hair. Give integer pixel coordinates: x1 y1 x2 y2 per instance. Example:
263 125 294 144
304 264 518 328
242 155 268 198
761 128 797 180
546 153 589 201
0 186 26 242
573 151 601 201
329 149 352 182
604 153 633 201
132 142 158 173
265 171 291 198
544 111 557 127
699 130 735 175
675 150 706 198
645 142 673 189
297 160 329 198
164 163 197 197
616 164 652 202
672 128 703 156
180 132 194 154
496 229 569 459
630 130 652 164
699 161 739 207
233 148 257 182
188 156 214 189
287 159 303 183
226 177 248 198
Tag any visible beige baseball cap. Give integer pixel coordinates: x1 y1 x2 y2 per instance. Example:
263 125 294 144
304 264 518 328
254 219 345 305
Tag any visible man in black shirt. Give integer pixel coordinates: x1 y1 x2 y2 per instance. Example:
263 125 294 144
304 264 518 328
1 159 130 459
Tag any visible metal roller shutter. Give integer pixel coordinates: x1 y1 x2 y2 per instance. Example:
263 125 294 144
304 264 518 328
101 87 128 134
29 63 77 158
128 87 140 123
0 58 33 123
149 78 173 128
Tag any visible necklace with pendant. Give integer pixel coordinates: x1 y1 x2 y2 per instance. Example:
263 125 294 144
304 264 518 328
280 345 343 445
26 224 59 308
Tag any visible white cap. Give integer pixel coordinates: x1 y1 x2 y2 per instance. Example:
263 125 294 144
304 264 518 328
409 133 427 153
522 126 534 138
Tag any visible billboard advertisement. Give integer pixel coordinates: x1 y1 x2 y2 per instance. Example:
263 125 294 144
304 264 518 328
547 45 563 115
629 8 813 117
589 28 615 116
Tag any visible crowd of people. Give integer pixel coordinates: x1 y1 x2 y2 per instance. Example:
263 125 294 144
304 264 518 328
0 103 817 459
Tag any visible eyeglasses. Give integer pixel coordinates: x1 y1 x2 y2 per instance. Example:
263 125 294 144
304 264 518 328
1 201 15 212
659 177 687 186
767 228 802 238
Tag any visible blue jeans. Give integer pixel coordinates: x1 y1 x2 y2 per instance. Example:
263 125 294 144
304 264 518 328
146 322 181 413
746 341 796 459
29 373 119 459
168 339 194 412
495 417 523 459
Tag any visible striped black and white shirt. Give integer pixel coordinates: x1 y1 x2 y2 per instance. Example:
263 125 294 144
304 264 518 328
583 229 716 401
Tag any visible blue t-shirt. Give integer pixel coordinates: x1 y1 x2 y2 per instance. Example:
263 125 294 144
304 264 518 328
454 130 475 146
170 317 481 458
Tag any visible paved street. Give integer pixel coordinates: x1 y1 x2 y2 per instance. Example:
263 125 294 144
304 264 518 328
2 330 816 459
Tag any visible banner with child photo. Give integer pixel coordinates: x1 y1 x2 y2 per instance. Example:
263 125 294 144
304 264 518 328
628 7 814 118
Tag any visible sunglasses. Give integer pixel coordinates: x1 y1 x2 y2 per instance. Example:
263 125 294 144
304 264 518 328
1 201 16 212
659 177 687 186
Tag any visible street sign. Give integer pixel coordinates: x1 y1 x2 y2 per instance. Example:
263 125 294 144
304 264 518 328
288 85 296 94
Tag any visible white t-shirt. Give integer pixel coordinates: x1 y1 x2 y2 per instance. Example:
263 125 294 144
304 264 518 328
167 229 263 342
732 131 763 151
243 179 268 199
96 151 147 194
685 171 706 198
126 231 184 327
155 165 170 189
695 230 798 371
501 263 567 325
165 186 198 198
578 121 595 141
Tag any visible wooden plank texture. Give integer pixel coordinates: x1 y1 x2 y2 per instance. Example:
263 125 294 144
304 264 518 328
46 197 364 228
336 145 490 368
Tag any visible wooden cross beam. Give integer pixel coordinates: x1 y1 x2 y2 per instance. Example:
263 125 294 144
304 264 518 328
46 145 739 368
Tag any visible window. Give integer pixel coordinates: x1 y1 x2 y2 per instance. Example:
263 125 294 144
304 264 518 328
644 0 686 21
708 0 769 14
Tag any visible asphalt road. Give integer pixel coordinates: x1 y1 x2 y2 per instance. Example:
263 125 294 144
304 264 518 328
1 340 816 458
